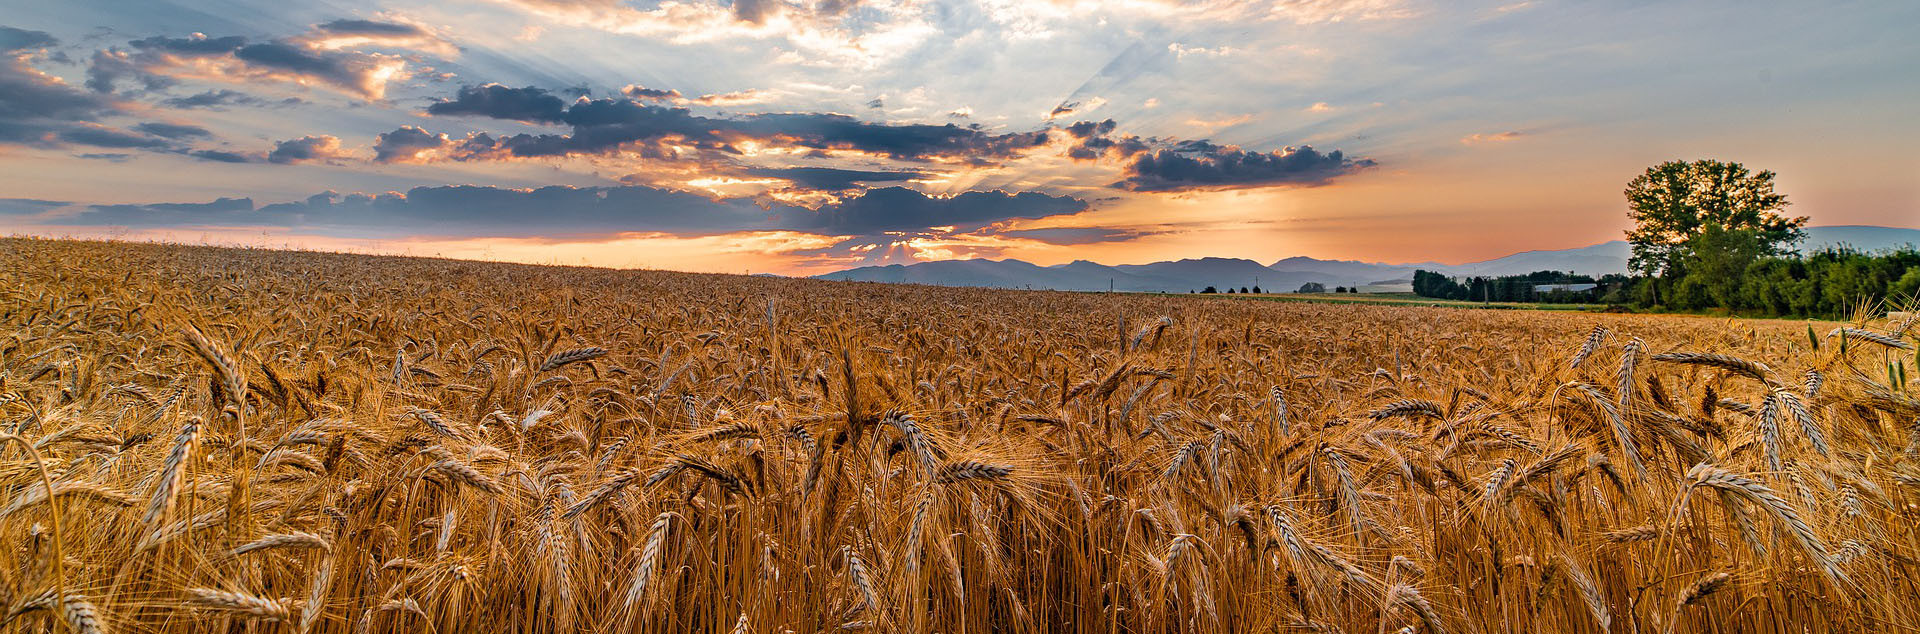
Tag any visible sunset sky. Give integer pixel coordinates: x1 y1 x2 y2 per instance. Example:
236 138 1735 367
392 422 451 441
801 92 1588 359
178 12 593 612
2 0 1915 275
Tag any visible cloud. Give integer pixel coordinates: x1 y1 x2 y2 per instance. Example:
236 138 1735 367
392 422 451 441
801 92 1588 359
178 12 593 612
0 197 69 216
1185 113 1254 132
51 183 1088 239
740 167 932 190
233 41 405 99
267 135 348 164
731 0 779 24
1059 118 1372 191
686 89 773 107
421 87 1053 163
0 30 124 147
185 149 257 163
300 18 455 56
621 85 770 107
94 32 410 100
158 89 304 109
491 0 936 68
85 49 167 94
623 84 683 101
80 197 259 226
162 89 251 108
985 0 1413 27
1061 119 1148 159
0 26 58 52
1461 131 1525 144
133 121 211 139
373 125 449 163
56 124 172 148
778 187 1087 234
731 112 1051 161
59 186 772 236
1114 142 1373 192
0 37 254 159
427 83 569 123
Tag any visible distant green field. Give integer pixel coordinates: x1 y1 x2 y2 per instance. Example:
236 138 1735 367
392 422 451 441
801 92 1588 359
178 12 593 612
1161 291 1607 312
1152 291 1856 322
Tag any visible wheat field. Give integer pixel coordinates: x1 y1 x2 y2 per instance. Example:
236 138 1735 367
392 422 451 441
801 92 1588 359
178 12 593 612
1 237 1917 633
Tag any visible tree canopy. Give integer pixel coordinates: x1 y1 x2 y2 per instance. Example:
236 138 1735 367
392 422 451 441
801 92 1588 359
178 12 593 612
1624 159 1806 277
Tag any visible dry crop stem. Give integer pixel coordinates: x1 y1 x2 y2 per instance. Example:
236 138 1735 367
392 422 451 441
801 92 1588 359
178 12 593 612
1 237 1918 633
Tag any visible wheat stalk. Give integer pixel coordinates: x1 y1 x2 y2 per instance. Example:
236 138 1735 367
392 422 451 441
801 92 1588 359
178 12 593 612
231 531 331 557
1650 352 1770 381
185 588 293 621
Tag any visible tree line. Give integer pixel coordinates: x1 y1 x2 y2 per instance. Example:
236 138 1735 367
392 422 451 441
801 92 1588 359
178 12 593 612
1411 159 1918 318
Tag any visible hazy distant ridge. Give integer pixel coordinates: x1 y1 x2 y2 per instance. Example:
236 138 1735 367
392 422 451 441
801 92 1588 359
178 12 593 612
812 225 1920 292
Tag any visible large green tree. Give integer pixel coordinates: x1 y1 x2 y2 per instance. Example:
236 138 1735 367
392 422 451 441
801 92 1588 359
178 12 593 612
1624 160 1806 278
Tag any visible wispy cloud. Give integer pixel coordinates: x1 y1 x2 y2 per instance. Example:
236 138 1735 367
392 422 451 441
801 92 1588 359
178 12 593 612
1460 130 1526 145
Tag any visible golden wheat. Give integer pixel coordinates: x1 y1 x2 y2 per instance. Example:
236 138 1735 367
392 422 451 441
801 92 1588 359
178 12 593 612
0 237 1915 633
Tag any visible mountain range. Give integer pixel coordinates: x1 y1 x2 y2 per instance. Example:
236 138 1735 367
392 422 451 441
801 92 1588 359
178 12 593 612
811 225 1920 293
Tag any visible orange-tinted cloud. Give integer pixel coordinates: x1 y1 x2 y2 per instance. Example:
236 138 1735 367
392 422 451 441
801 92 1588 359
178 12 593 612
267 135 350 164
1461 131 1525 145
295 17 457 58
93 32 412 100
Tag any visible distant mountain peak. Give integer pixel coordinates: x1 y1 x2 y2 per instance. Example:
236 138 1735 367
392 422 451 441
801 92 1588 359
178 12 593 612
814 225 1920 292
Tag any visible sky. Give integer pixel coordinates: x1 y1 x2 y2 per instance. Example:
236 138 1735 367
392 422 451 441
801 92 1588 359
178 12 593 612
1 0 1915 275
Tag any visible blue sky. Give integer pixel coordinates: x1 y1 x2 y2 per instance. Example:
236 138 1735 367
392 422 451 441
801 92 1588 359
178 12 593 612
2 0 1914 273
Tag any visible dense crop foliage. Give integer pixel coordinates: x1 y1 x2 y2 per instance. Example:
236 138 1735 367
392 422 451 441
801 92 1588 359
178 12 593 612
2 238 1918 633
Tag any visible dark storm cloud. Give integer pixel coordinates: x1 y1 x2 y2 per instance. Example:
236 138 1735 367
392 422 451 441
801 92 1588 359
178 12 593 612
57 124 171 148
734 112 1051 161
427 84 569 123
1059 119 1373 192
0 26 57 52
1115 144 1373 192
185 148 257 163
160 89 277 109
1062 119 1149 160
731 0 778 24
741 167 932 190
1063 119 1116 138
425 86 1052 163
129 34 250 55
133 121 211 139
314 19 428 37
58 184 1090 239
373 125 447 162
